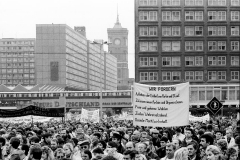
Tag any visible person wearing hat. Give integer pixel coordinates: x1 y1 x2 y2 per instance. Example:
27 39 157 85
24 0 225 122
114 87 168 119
78 140 90 151
151 129 161 149
112 132 125 154
156 136 169 158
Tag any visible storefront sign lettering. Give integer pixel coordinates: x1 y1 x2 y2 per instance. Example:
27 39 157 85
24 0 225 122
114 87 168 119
33 100 132 108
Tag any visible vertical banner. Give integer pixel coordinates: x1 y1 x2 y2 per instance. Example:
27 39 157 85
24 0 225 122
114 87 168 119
133 82 189 127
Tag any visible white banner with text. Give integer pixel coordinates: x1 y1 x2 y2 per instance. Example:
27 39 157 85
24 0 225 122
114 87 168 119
80 108 99 123
133 82 189 127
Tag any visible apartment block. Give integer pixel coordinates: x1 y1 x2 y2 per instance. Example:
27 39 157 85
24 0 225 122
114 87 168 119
0 38 35 86
135 0 240 85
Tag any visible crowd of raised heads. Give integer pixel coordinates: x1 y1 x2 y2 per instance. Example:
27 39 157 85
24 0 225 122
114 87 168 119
0 118 239 160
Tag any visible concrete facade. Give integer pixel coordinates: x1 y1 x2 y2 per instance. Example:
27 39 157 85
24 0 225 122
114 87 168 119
135 0 240 85
0 38 35 86
35 24 117 91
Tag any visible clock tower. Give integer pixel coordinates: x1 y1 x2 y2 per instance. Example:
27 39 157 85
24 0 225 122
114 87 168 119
107 13 129 84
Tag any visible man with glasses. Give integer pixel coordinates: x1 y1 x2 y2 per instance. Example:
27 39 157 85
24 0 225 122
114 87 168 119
78 140 90 151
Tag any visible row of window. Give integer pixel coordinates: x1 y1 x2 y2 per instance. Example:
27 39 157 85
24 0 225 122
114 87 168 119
0 46 34 51
0 63 35 67
139 41 240 52
0 41 35 45
139 26 239 36
0 79 35 85
0 69 35 73
0 74 35 78
140 71 239 82
0 52 34 57
139 56 239 67
139 11 240 21
0 58 34 62
139 0 240 6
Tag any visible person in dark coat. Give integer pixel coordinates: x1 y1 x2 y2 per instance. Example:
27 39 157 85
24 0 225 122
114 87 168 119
112 132 125 154
156 136 168 158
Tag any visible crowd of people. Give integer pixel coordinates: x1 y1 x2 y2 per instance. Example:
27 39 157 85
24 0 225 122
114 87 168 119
0 117 239 160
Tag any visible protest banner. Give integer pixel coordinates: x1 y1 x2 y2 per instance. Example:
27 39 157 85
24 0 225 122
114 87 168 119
0 116 53 123
189 114 210 122
80 108 99 123
80 108 88 123
0 105 64 117
133 82 189 127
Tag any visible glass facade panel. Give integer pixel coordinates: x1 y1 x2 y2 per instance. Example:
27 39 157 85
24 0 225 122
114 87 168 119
199 90 205 100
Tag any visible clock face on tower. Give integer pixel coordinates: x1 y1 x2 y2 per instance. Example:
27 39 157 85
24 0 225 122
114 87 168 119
114 39 121 45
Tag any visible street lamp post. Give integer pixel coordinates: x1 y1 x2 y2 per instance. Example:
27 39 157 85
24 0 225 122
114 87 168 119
90 40 111 120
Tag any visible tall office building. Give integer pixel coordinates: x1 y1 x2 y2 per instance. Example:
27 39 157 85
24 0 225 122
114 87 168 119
135 0 240 85
0 38 36 86
108 14 129 88
35 24 117 91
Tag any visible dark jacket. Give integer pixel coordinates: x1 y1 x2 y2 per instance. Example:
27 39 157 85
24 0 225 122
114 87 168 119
147 151 160 160
188 154 201 160
117 144 125 154
156 147 166 159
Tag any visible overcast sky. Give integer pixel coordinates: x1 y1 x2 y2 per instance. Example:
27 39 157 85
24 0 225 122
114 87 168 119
0 0 135 78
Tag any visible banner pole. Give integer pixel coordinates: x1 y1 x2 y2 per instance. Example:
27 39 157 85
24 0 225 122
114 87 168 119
31 115 33 127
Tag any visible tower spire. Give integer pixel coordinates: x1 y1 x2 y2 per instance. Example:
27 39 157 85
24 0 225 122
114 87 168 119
113 3 122 28
117 3 119 23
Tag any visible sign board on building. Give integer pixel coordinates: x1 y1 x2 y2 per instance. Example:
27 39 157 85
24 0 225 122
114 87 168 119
206 97 223 115
31 98 131 108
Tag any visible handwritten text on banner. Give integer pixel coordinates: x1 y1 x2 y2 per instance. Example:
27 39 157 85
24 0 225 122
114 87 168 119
133 82 189 127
